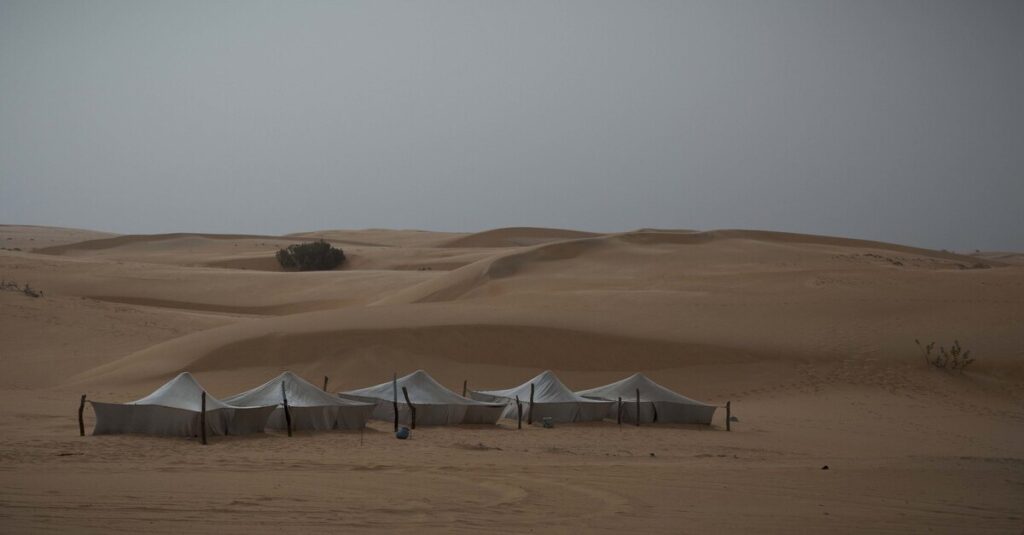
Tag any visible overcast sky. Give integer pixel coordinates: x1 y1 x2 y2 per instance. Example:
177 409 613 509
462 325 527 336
1 1 1022 250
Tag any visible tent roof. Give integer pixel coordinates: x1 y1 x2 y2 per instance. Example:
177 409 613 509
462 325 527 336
129 372 234 411
223 371 372 408
475 370 605 404
342 370 499 406
576 373 713 406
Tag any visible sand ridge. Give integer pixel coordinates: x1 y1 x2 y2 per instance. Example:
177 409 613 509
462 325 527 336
440 226 604 248
0 224 119 251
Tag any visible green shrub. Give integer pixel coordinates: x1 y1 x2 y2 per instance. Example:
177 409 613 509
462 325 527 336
276 240 345 271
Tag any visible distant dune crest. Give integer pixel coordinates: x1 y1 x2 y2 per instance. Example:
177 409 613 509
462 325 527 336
441 227 603 248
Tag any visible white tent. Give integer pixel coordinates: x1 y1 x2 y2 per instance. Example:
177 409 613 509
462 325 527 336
470 370 613 424
576 373 717 425
223 372 375 431
338 370 504 426
90 372 276 437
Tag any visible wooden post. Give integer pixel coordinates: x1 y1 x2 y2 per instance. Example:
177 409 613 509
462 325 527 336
402 386 416 430
392 373 399 433
322 376 329 392
617 396 622 426
635 388 640 427
281 381 292 437
78 394 87 436
527 383 535 425
462 380 467 398
200 391 207 445
515 395 522 430
726 401 731 432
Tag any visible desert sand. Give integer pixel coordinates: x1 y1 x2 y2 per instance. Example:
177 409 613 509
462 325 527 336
0 224 1021 533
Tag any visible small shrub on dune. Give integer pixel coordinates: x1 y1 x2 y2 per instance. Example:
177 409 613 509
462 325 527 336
915 339 975 372
0 279 42 298
276 240 345 271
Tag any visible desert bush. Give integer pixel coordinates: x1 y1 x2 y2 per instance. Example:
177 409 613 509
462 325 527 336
915 339 975 372
0 279 42 298
276 240 345 271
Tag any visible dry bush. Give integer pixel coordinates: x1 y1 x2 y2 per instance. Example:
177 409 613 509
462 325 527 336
0 279 42 298
915 339 975 372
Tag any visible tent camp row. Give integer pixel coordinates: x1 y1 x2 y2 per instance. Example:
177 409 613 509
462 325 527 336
90 372 375 437
87 369 717 437
336 370 716 427
467 370 717 425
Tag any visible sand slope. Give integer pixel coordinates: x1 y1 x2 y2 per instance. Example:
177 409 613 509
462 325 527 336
35 230 501 273
1 225 1022 533
441 226 603 248
288 228 470 248
0 224 118 251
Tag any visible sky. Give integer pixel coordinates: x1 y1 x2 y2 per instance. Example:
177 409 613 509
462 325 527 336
1 0 1022 251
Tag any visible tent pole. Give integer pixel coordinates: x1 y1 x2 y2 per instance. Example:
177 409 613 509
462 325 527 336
617 396 622 426
462 380 467 397
726 401 731 432
402 386 416 430
78 394 86 437
323 376 329 392
635 388 640 427
528 383 535 425
515 395 522 430
282 381 292 437
200 392 207 445
392 373 399 433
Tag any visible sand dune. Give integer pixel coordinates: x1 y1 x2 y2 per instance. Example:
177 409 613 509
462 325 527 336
377 228 1006 304
0 224 118 251
73 303 756 391
35 232 297 255
35 231 500 273
61 227 1024 390
0 249 433 318
1 224 1022 533
974 251 1024 265
34 233 305 270
441 226 603 248
288 229 469 248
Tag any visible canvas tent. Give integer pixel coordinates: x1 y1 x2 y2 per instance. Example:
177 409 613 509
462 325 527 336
90 372 276 436
339 370 504 426
223 372 375 431
576 373 717 425
470 370 613 424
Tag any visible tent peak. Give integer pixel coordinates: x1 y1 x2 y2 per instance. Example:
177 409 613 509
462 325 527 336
168 371 203 388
